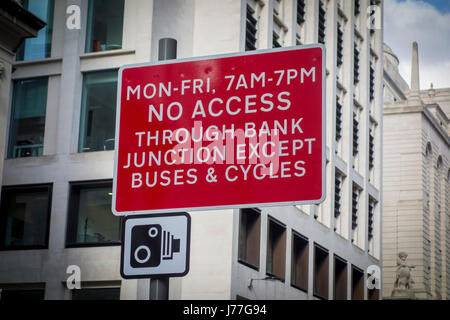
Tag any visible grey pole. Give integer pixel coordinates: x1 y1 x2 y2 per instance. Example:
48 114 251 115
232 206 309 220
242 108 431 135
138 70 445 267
149 38 177 301
158 38 177 61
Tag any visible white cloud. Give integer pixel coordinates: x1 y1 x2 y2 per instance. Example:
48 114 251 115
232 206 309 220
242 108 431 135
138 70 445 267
384 0 450 89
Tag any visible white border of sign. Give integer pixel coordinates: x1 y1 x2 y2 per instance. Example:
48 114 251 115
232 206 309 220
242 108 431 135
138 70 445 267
112 45 326 216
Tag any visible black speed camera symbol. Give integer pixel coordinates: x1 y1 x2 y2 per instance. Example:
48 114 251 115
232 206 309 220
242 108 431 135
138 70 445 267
130 224 181 268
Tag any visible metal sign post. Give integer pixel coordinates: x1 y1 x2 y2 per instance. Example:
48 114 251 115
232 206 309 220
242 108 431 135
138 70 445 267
150 38 177 300
120 213 190 296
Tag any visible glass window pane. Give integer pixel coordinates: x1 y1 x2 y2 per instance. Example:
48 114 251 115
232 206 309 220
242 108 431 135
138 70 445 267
71 288 120 300
16 0 54 61
79 70 117 152
0 185 51 249
0 289 45 301
8 77 48 158
67 182 120 246
85 0 125 53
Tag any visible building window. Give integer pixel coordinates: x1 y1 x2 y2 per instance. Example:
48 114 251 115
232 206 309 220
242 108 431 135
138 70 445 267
354 43 360 85
16 0 54 61
334 255 347 300
297 0 306 25
245 4 258 51
266 217 286 280
66 181 121 247
368 288 379 300
8 77 48 159
335 98 343 142
368 198 376 241
291 232 308 291
238 208 261 269
369 128 375 170
0 288 45 301
71 287 120 300
337 23 343 67
352 111 359 157
369 61 375 101
85 0 125 53
354 0 360 16
351 266 364 300
79 70 118 153
351 185 360 232
0 184 52 250
272 30 282 48
318 1 326 44
313 244 329 299
334 172 344 227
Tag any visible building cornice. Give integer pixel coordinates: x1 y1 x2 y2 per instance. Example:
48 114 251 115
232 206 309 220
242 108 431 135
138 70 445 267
383 69 407 101
0 0 46 53
384 103 450 146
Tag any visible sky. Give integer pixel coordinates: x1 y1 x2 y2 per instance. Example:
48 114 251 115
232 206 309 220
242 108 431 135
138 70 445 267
384 0 450 89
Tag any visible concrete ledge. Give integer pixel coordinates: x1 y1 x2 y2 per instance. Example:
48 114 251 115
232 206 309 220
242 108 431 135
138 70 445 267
79 49 136 60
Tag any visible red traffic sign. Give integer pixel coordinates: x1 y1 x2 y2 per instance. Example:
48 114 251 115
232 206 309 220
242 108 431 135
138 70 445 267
113 45 325 215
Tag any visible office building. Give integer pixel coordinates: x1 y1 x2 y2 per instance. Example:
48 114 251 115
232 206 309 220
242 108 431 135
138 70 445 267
0 0 382 300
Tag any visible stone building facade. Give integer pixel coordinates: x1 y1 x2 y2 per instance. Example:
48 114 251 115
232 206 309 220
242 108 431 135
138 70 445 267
382 42 450 299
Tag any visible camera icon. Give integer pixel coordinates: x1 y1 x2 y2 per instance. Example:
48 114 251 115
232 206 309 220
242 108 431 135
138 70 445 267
130 224 181 268
121 213 190 279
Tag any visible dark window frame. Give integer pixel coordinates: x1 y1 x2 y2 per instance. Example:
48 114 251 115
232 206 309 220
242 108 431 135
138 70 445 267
369 61 375 101
290 231 308 292
369 127 375 170
0 183 52 251
272 30 282 48
78 69 118 153
351 185 360 231
368 197 377 241
354 0 360 16
296 0 306 25
238 208 261 271
351 265 365 300
318 1 326 44
0 287 45 301
334 255 347 300
7 76 49 159
352 110 359 156
335 97 343 142
65 179 121 248
313 243 329 300
354 44 360 85
245 4 258 51
334 171 344 221
337 23 344 67
85 0 125 54
266 216 286 281
368 287 380 300
71 287 121 300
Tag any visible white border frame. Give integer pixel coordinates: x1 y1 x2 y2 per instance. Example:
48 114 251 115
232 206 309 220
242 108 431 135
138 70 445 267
112 45 326 216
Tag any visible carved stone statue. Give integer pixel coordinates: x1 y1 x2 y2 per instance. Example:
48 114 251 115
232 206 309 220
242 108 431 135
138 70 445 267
394 252 415 289
391 252 416 299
